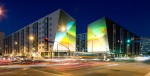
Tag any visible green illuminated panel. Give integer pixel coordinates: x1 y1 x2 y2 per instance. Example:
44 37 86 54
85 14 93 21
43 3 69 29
88 18 109 52
53 11 76 52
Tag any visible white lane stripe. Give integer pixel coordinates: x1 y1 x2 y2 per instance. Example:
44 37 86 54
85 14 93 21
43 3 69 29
106 64 119 66
145 72 150 76
0 72 14 74
29 68 62 76
0 63 80 68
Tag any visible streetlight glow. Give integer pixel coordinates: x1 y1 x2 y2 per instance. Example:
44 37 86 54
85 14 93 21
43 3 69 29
127 39 131 43
29 36 34 41
60 26 71 56
0 7 3 15
0 6 5 17
15 41 18 45
61 26 66 32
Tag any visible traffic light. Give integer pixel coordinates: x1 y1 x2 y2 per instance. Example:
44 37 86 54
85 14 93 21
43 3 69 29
44 37 48 51
44 37 48 42
127 39 131 47
127 39 131 43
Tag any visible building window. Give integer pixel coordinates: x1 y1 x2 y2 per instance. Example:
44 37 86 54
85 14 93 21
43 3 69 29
42 26 44 29
42 36 45 39
50 34 52 37
42 21 44 24
50 17 52 21
39 22 41 25
50 23 52 26
50 28 52 31
39 27 41 30
42 31 44 34
39 32 41 34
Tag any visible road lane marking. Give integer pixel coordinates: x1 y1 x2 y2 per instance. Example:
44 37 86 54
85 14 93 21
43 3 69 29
106 64 119 66
29 68 62 76
0 72 14 74
0 63 80 68
145 72 150 76
22 68 28 71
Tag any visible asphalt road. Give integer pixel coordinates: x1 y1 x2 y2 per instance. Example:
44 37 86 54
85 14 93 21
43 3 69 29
0 61 150 76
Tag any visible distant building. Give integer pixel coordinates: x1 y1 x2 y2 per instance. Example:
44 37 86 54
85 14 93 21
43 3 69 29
4 9 76 57
76 33 87 52
0 30 5 55
87 17 140 57
140 37 150 56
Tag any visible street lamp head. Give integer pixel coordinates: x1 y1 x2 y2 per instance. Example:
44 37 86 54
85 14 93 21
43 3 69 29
29 36 34 41
32 48 35 51
15 41 18 45
127 39 131 43
0 7 3 15
61 26 66 32
0 6 5 18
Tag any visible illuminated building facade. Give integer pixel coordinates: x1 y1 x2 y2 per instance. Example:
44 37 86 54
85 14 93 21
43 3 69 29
140 37 150 56
76 33 87 52
88 17 140 57
4 9 76 57
0 30 5 55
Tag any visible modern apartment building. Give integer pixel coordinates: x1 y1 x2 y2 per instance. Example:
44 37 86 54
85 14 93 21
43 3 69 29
4 9 76 58
76 33 87 52
0 30 4 55
140 37 150 56
87 17 140 57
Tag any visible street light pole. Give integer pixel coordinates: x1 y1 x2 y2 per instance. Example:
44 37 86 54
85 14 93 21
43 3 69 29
29 35 35 58
67 31 70 56
92 35 96 53
61 26 70 56
14 41 18 55
57 42 59 58
92 37 93 53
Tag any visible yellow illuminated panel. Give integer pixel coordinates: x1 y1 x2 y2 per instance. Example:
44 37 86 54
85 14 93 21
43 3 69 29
88 18 109 52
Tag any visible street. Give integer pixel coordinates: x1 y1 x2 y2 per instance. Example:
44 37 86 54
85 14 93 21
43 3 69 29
0 59 150 76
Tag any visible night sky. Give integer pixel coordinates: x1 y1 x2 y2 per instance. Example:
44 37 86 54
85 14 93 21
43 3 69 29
0 0 150 37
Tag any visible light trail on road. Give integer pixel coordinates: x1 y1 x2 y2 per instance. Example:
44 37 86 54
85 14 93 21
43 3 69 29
0 63 80 68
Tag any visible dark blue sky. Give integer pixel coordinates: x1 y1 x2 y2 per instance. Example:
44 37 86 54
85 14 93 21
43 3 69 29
0 0 150 37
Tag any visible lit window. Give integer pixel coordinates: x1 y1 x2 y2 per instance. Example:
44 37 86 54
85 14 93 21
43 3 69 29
50 34 52 37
